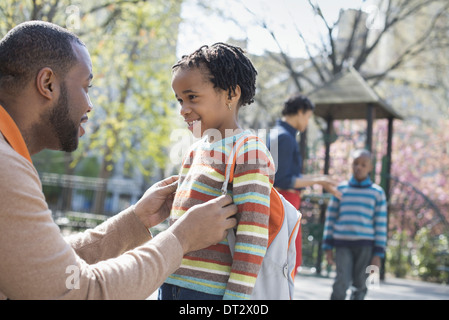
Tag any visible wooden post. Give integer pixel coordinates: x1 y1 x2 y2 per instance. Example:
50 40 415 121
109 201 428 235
366 103 375 152
317 116 333 275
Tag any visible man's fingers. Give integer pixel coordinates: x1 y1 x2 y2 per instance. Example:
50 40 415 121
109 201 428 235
214 194 234 207
155 177 179 195
216 195 238 220
224 217 237 230
162 175 179 185
165 180 180 193
153 175 179 188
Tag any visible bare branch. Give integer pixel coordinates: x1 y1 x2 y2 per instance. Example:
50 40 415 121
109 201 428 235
290 17 326 84
308 0 338 72
340 9 364 69
353 0 443 70
366 1 449 85
88 0 148 14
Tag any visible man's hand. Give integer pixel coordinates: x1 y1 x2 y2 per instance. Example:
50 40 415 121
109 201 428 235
317 176 342 200
133 175 179 229
293 174 342 200
169 195 238 254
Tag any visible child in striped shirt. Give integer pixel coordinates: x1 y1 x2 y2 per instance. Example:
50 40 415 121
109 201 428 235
322 149 387 300
158 43 275 300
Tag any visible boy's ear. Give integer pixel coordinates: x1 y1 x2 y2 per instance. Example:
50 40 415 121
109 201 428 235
228 85 241 105
36 67 57 100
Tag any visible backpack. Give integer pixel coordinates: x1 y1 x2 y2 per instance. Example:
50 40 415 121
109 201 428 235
222 135 302 300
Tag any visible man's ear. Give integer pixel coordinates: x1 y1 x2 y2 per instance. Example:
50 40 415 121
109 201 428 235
36 67 57 100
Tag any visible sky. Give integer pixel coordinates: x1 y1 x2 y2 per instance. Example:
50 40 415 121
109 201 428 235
177 0 376 58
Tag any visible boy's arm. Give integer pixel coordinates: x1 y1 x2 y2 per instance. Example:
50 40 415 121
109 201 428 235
373 189 388 258
223 138 274 300
322 193 341 251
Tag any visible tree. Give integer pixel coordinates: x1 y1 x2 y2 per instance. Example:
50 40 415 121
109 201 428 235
76 1 182 213
1 0 183 214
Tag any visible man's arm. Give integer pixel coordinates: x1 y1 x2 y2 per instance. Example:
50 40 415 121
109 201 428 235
68 175 179 264
293 174 342 200
0 149 236 299
66 207 152 264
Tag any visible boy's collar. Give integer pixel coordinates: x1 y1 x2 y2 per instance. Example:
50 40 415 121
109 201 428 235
349 176 372 188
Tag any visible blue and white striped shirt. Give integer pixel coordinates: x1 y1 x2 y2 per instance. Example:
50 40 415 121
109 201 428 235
322 176 388 257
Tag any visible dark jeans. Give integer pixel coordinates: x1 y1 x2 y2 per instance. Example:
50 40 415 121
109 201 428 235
330 246 373 300
158 283 223 300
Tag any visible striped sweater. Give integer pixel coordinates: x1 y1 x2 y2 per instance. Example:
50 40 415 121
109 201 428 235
165 130 275 299
322 176 388 257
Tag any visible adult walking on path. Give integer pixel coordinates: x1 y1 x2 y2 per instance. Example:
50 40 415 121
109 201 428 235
268 93 341 277
0 21 237 300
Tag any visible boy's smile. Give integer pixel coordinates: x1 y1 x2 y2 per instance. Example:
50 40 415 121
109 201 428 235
172 66 240 139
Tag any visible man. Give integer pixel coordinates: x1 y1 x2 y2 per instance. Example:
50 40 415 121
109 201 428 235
268 93 341 276
0 21 237 299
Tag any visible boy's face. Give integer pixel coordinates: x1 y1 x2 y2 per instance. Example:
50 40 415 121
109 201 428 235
172 66 238 139
352 155 373 181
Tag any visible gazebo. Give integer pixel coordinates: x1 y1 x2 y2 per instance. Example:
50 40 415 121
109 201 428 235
305 67 403 276
307 66 403 199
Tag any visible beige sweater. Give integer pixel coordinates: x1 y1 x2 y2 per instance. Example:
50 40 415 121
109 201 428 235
0 133 183 299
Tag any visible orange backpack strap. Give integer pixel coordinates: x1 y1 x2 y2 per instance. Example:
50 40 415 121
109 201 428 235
268 187 285 247
0 105 32 163
222 134 284 248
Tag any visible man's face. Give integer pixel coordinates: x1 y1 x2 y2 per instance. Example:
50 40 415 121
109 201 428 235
47 82 77 152
47 43 93 152
296 109 313 132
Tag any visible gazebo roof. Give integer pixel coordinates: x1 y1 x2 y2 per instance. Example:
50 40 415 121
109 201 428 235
307 67 403 120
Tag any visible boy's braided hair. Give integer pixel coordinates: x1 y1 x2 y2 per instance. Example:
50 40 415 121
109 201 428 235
172 42 257 107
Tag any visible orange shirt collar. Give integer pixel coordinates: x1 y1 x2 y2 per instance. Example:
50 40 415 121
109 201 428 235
0 104 32 163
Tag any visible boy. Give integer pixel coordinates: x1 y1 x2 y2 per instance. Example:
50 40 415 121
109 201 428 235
322 149 387 300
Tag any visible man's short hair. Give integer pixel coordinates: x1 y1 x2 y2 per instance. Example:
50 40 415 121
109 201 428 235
0 21 85 92
281 93 315 116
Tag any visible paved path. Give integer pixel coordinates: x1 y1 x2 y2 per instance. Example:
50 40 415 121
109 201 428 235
293 270 449 300
148 270 449 300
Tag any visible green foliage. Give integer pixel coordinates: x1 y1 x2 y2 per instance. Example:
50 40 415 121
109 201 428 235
75 1 182 178
386 231 413 278
1 0 183 181
414 228 449 283
387 229 449 284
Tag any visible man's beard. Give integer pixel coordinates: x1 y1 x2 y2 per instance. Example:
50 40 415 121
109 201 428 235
48 82 79 152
